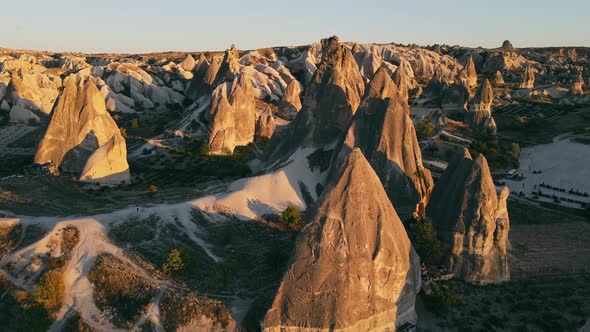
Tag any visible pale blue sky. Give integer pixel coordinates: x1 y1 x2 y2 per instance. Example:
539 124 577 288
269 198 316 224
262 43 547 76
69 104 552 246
1 0 588 53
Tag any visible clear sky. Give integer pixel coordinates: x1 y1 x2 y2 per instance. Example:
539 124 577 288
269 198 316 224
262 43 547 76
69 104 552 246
1 0 588 53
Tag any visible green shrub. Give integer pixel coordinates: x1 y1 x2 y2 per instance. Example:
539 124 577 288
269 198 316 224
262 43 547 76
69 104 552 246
424 284 460 313
280 206 302 229
411 221 442 265
417 119 436 140
163 249 185 276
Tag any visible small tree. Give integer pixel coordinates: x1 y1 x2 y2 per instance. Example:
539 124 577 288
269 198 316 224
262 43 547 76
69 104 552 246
416 119 436 140
130 118 140 129
411 220 442 265
281 206 302 229
163 249 185 275
120 127 127 138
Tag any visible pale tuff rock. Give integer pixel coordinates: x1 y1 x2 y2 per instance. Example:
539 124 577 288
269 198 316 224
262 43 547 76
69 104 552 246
5 73 62 116
216 44 241 84
285 49 317 84
473 79 494 113
393 66 410 101
282 78 302 111
353 49 381 81
34 76 129 182
336 73 433 218
494 71 505 85
300 36 365 144
363 66 398 100
458 56 478 88
9 105 40 123
519 66 535 89
426 149 510 284
208 95 236 155
255 107 276 139
179 54 196 72
280 36 365 147
470 79 497 133
423 66 449 99
262 149 421 331
207 71 256 155
80 133 131 185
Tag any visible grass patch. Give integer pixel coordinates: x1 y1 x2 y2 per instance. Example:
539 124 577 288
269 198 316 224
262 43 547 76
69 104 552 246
0 222 22 258
88 254 158 328
159 289 232 330
61 226 80 254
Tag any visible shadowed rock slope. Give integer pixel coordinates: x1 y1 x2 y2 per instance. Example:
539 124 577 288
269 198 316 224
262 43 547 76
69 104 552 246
426 149 510 284
334 67 433 219
262 148 421 331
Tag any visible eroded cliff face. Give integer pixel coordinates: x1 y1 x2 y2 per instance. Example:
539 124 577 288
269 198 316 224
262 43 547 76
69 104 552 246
334 67 433 219
307 36 365 144
262 149 421 331
34 75 129 183
207 70 256 155
426 149 510 284
520 66 536 89
80 133 130 184
470 79 497 133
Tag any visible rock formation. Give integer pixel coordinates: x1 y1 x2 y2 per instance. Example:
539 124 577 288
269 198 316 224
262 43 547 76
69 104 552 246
519 66 535 89
501 40 514 52
207 71 256 155
459 56 478 88
80 133 131 184
441 84 469 112
216 44 241 84
363 66 398 100
393 66 410 101
266 36 365 161
262 148 421 331
34 76 130 183
470 79 497 133
282 78 302 111
423 66 448 99
426 149 510 284
307 36 365 144
255 107 275 139
179 54 196 72
335 72 433 218
494 71 505 85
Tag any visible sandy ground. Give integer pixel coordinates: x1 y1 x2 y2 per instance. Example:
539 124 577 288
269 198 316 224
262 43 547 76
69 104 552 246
505 136 590 209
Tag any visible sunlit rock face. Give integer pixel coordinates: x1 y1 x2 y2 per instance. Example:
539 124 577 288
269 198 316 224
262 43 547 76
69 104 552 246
80 133 130 185
207 70 256 155
458 56 478 88
494 71 505 85
426 149 510 284
34 75 130 184
307 36 365 144
262 149 421 332
256 107 276 139
264 36 365 162
470 79 497 133
334 67 433 219
282 78 302 111
519 66 535 89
